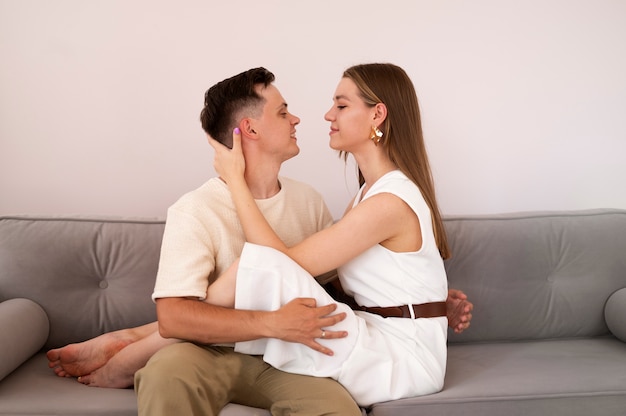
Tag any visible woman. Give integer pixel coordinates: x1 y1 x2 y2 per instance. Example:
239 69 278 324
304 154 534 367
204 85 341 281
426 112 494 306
208 63 450 406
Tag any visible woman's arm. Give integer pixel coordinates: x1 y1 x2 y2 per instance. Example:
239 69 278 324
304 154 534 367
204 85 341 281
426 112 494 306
210 128 288 252
210 129 418 277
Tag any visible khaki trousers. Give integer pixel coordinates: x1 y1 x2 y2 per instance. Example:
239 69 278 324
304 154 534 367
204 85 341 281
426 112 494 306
135 343 362 416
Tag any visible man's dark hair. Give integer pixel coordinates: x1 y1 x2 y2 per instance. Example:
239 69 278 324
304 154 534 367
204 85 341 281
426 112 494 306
200 67 275 147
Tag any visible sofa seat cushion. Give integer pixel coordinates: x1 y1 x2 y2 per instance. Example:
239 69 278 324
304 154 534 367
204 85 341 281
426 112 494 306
369 338 626 416
0 353 271 416
605 288 626 342
0 298 49 381
0 353 138 416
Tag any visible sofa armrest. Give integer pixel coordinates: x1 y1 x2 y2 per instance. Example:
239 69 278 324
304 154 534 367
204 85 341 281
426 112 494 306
605 288 626 343
0 298 50 381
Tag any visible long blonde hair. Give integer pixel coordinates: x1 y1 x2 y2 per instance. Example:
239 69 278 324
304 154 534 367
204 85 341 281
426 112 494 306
343 63 451 259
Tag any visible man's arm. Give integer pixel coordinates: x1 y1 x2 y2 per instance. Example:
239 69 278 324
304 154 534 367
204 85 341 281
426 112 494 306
323 281 474 333
156 297 347 356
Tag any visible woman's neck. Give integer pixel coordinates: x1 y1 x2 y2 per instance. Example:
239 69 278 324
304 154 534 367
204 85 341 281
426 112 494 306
355 152 398 194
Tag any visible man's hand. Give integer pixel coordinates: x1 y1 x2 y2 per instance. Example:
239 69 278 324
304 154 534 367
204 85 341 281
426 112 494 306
269 298 347 356
447 289 473 333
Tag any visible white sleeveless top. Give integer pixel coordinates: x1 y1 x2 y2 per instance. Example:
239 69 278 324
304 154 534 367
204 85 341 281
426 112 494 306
338 169 448 307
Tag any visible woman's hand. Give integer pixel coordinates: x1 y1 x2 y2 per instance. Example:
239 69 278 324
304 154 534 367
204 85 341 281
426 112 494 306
208 128 246 185
209 127 287 252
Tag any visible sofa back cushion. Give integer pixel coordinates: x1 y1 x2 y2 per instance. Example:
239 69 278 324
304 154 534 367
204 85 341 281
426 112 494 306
0 216 164 349
3 210 625 349
445 209 626 343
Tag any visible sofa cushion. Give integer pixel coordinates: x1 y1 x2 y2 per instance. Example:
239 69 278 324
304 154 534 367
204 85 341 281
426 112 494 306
0 353 141 416
0 353 272 416
605 288 626 342
445 209 626 343
369 338 626 416
0 216 164 349
0 298 49 381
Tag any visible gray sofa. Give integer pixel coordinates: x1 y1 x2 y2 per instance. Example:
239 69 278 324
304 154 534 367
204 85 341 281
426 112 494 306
1 209 625 415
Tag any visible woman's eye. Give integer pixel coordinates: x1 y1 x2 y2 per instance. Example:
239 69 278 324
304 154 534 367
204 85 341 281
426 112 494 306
337 105 346 110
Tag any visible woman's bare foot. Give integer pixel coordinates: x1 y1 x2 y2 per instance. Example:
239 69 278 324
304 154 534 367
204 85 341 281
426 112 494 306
77 362 134 389
75 329 177 388
47 332 135 378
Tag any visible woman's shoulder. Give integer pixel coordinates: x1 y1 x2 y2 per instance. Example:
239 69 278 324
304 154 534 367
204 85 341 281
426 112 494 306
369 170 415 194
367 170 427 212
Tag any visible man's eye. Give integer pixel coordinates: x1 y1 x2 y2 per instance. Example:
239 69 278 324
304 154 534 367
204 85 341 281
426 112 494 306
337 106 346 110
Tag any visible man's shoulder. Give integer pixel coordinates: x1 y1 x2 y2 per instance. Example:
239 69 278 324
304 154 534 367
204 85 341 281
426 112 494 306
169 177 228 212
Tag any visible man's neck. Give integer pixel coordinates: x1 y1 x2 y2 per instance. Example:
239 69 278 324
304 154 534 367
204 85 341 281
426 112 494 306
244 162 282 200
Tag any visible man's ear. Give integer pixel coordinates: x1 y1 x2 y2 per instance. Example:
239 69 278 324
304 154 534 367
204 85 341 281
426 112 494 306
241 118 259 139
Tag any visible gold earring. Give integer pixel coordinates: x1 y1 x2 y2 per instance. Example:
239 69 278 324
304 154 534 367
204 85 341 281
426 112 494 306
370 125 383 145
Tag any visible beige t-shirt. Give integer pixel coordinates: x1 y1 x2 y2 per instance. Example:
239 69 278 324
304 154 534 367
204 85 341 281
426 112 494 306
152 176 334 301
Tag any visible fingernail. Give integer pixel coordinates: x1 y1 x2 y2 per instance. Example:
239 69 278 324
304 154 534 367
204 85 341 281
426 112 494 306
234 127 241 134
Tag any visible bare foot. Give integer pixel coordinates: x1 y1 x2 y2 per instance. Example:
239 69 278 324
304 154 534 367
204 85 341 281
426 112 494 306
77 363 134 389
47 332 135 378
74 330 174 388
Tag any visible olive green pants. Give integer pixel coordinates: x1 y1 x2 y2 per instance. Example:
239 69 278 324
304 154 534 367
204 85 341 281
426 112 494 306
135 343 362 416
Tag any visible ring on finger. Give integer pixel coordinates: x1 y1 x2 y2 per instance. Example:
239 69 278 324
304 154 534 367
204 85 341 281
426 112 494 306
321 330 326 339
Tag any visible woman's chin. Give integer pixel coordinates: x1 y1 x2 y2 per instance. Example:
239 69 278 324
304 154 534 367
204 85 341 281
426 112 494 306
328 139 342 151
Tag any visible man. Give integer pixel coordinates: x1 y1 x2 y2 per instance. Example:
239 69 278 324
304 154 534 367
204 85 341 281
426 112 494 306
135 67 472 415
47 68 358 394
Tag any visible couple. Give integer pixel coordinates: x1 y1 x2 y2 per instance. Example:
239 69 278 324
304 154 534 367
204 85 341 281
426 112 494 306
48 64 473 414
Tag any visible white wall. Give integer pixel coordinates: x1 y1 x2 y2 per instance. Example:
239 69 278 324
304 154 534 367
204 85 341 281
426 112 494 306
1 0 625 220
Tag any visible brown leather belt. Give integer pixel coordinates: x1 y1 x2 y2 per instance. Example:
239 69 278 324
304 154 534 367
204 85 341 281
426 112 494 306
356 301 447 319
